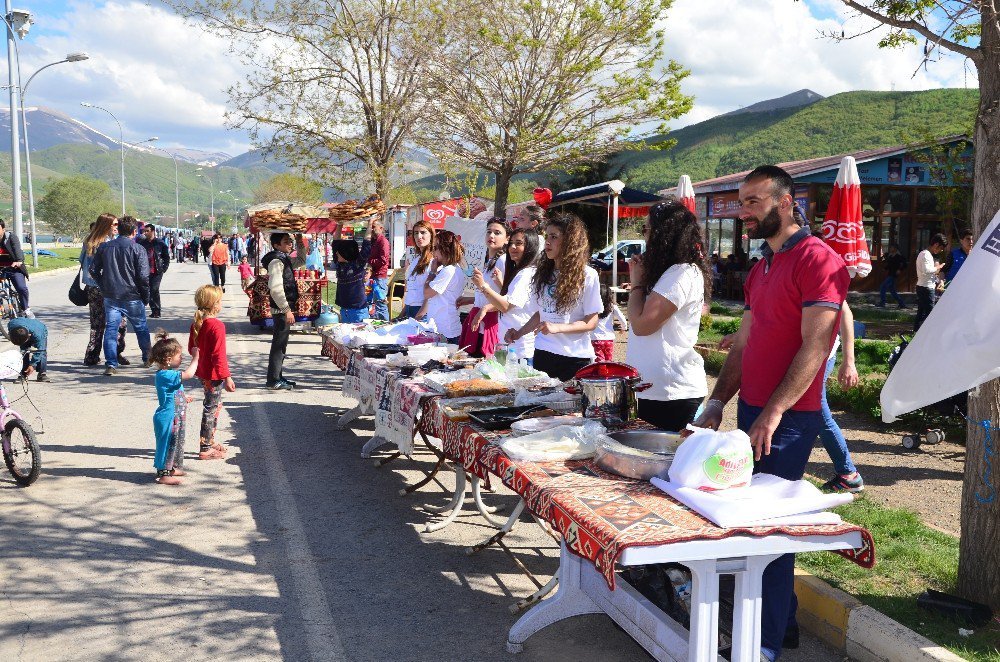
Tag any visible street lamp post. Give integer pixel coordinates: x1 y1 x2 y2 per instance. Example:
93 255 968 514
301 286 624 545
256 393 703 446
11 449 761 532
80 102 125 216
21 53 88 267
1 7 33 241
196 167 214 233
220 189 240 226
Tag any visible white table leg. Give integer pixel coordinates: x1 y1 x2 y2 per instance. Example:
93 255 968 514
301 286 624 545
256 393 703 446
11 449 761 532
335 401 370 429
422 467 467 532
729 554 780 662
507 543 601 653
510 569 560 613
471 475 506 528
360 435 391 458
466 499 526 555
685 559 721 662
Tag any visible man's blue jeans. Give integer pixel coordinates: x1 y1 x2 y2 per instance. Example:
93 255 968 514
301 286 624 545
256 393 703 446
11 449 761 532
820 354 856 475
879 275 904 307
103 298 151 368
372 277 389 321
737 399 823 662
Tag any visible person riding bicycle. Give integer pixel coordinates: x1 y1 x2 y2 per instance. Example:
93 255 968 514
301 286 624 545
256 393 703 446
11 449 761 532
0 219 31 318
8 317 49 382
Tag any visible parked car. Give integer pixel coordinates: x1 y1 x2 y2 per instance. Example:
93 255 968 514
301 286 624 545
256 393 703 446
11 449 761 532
590 240 645 272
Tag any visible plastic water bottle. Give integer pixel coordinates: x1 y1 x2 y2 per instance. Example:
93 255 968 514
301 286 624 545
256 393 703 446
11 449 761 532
506 347 519 381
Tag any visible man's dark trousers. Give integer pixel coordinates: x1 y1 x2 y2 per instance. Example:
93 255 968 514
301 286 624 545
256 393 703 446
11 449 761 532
149 273 163 317
737 400 823 662
267 314 291 384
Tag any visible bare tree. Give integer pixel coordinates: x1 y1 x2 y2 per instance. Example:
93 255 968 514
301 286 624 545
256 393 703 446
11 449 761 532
420 0 692 214
165 0 438 199
827 0 1000 608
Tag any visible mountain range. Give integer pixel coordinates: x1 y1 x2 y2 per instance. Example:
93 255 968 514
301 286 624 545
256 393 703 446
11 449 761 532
0 87 980 223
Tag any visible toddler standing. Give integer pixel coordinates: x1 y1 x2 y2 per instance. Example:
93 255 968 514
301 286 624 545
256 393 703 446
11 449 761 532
188 285 237 460
150 331 198 485
237 256 255 293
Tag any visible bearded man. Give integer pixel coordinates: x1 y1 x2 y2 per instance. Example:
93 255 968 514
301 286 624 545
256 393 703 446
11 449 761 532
691 165 850 662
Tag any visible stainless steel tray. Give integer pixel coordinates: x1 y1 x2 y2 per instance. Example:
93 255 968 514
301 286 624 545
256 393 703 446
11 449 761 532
594 430 682 481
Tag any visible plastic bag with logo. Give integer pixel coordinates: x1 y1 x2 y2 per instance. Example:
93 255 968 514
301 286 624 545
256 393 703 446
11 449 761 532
667 426 753 491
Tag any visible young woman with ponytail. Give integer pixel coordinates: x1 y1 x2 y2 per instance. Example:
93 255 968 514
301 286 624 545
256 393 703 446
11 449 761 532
188 285 236 461
402 220 435 319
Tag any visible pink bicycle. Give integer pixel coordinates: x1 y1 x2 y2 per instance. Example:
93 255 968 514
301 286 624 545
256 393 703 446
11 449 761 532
0 350 40 486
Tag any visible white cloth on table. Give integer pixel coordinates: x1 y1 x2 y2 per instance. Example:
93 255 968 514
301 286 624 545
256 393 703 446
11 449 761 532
651 473 852 528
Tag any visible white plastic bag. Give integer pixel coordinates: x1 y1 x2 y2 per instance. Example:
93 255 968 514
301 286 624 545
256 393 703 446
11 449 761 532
500 421 606 461
667 426 754 491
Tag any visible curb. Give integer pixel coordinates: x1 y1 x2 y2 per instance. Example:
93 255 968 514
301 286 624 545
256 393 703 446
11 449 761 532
794 570 966 661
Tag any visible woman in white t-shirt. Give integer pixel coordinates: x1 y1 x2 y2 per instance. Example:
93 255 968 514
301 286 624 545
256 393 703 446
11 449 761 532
505 214 602 381
625 201 710 431
459 218 509 357
472 227 539 363
402 220 435 319
414 229 466 343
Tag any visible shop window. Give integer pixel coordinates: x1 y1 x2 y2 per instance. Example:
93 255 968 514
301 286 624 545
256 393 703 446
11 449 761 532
862 187 880 219
916 189 938 215
815 185 833 215
883 189 913 214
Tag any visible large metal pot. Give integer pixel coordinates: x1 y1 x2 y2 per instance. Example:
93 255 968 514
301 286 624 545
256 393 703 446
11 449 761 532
566 362 650 428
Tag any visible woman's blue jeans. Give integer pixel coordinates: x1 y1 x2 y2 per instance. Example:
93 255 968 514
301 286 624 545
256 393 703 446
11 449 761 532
820 354 857 475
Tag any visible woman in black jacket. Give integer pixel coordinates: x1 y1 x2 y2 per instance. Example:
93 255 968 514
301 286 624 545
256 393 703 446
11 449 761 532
0 219 31 317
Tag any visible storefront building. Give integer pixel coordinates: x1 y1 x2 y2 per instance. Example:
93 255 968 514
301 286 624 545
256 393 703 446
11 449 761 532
668 137 972 293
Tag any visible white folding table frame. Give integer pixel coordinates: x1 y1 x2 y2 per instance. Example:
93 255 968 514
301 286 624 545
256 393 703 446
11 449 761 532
508 531 863 662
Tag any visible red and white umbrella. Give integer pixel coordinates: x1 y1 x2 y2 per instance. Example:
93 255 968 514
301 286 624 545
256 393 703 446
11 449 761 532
677 174 696 214
822 156 872 278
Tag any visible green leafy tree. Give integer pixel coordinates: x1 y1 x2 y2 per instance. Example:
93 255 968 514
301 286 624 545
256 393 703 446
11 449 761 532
36 176 117 240
419 0 692 214
253 174 324 205
166 0 440 200
825 0 1000 608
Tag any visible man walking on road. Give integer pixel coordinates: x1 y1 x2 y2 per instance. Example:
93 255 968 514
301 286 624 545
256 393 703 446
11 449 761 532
89 216 152 376
692 165 849 662
368 220 390 321
137 222 170 318
262 232 306 390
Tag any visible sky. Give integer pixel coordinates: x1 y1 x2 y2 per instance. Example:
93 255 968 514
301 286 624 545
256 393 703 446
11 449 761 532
12 0 977 158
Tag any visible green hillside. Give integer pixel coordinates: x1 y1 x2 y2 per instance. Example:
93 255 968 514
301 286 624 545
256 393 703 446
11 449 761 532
620 88 978 190
406 88 979 199
0 143 276 224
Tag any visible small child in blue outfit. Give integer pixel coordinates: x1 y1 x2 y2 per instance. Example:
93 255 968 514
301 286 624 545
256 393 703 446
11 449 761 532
150 331 198 486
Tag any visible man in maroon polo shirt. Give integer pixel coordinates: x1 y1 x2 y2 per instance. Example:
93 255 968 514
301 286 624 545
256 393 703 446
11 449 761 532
367 220 390 320
692 165 850 662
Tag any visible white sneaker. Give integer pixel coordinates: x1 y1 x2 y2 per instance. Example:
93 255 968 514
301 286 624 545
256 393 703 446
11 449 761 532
23 308 34 319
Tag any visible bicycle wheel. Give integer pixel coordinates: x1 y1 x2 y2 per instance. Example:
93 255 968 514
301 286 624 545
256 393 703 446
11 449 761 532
0 280 21 341
3 418 41 486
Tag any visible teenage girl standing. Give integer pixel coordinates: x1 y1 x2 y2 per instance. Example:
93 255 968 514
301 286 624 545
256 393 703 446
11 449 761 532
473 227 539 364
402 220 435 319
414 230 466 344
460 218 509 357
150 331 198 485
505 214 602 381
188 285 237 460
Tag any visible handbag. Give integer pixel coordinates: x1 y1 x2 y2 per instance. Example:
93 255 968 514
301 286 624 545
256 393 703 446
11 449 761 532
68 268 89 306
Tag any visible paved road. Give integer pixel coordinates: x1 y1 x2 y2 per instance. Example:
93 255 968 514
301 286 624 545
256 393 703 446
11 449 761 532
0 262 850 661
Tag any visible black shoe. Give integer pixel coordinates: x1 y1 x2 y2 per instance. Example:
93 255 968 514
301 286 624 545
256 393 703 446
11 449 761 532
280 378 297 387
265 380 294 391
36 372 51 382
150 312 161 318
117 356 131 366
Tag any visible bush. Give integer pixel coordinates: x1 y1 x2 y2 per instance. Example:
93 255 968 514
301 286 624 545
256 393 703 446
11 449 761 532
826 375 885 419
700 313 713 332
712 317 741 335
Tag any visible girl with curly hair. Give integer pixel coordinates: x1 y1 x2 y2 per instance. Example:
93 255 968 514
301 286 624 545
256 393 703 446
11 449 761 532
414 229 466 343
402 220 435 319
460 218 509 357
625 200 710 431
505 213 602 381
472 227 539 363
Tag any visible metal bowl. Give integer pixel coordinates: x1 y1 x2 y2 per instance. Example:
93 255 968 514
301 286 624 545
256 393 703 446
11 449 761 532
594 430 682 481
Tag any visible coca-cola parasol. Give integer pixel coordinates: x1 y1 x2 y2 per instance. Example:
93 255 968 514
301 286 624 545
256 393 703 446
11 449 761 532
677 174 695 214
822 156 872 278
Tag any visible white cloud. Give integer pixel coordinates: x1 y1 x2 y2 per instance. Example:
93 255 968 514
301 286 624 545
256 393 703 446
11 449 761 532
18 1 253 153
660 0 976 128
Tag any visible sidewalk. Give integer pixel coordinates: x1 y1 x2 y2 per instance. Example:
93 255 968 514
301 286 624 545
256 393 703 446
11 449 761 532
1 262 850 661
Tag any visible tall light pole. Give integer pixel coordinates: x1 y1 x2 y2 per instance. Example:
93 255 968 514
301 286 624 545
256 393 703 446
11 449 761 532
220 189 240 227
196 167 214 233
141 138 180 235
80 102 125 216
21 52 88 267
2 7 33 241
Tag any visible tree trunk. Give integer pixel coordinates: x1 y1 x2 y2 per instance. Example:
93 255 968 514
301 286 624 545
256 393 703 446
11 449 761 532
958 14 1000 609
493 168 513 218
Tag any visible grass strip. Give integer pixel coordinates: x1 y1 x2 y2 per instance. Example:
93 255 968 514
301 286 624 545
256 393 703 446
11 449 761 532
798 493 1000 661
26 246 82 275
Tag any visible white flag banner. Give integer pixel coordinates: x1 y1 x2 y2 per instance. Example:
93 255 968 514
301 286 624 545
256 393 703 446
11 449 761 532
880 208 1000 422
